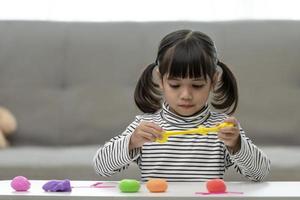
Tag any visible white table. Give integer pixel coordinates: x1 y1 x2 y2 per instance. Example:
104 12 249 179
1 180 300 199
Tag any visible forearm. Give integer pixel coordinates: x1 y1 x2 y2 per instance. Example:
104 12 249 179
93 133 140 177
229 136 271 181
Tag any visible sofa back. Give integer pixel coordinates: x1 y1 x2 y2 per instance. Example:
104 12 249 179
0 20 299 146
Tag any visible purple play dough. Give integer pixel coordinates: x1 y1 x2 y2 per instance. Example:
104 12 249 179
42 180 72 192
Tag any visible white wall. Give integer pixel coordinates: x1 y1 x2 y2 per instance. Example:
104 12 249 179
0 0 299 21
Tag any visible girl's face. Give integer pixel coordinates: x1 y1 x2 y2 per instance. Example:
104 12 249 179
160 74 216 117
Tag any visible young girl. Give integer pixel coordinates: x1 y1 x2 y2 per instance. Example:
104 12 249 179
93 29 271 182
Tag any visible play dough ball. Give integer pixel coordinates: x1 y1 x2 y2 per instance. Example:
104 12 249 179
11 176 31 191
119 179 140 193
206 179 226 193
146 179 168 193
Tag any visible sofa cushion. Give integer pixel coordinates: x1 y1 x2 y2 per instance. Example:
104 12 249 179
0 145 299 181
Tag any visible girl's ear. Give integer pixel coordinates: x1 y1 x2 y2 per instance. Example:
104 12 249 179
155 68 163 89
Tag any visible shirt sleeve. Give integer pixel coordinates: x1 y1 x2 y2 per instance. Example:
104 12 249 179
224 126 271 181
93 116 142 177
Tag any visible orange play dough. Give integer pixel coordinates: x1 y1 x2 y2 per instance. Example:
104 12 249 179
146 179 168 193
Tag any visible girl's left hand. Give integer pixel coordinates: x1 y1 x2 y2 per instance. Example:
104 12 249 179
218 117 241 154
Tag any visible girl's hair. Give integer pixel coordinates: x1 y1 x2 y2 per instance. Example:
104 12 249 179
134 29 238 115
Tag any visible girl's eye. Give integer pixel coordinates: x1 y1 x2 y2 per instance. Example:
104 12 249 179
169 84 180 88
193 85 204 89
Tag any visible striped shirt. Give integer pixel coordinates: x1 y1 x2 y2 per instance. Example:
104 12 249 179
93 103 271 182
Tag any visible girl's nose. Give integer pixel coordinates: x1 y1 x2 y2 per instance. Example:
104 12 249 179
180 88 192 100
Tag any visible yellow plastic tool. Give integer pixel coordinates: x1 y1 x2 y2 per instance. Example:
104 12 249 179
156 122 234 143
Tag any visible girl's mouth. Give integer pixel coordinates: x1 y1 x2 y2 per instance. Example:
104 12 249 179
178 104 194 108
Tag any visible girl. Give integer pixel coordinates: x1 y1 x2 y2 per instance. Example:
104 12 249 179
93 29 270 182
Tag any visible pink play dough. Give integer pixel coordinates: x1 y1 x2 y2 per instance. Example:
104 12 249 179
11 176 31 191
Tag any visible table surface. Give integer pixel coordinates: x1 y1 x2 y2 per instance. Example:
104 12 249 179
1 180 300 200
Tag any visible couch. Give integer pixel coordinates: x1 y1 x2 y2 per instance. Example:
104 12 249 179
0 20 299 181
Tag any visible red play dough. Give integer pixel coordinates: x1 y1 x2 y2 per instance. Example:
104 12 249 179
206 179 226 193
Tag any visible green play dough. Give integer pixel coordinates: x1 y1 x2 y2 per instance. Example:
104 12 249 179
119 179 140 193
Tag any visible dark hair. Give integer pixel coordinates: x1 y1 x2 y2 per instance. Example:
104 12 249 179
134 29 238 115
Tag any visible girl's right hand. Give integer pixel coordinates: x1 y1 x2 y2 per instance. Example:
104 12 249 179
129 121 163 150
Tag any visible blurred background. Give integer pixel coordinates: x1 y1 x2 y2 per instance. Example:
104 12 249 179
1 0 300 21
0 0 299 181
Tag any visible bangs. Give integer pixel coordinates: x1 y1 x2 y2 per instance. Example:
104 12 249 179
160 39 216 80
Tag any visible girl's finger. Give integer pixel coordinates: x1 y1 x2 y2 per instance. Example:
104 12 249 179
217 135 230 145
218 132 234 140
140 131 156 142
218 134 235 145
145 122 163 132
219 126 239 133
223 117 239 126
144 123 163 138
141 126 162 139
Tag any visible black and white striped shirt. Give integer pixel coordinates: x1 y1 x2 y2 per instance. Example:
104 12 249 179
94 103 271 182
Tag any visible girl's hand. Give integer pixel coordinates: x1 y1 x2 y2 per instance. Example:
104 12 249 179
129 121 163 150
218 117 241 154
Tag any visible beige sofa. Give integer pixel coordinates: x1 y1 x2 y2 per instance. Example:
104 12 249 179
0 20 299 181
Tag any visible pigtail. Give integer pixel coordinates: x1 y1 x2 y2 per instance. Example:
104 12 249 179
134 63 162 113
212 61 238 115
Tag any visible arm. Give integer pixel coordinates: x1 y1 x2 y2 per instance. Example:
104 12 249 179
93 117 142 177
224 128 271 181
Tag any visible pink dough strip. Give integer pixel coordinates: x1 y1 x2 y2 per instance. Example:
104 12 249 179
195 191 243 195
